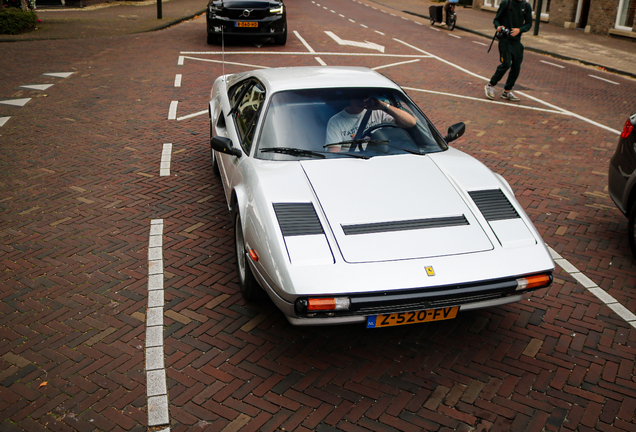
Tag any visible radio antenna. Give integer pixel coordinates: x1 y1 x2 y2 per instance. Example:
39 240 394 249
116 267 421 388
221 1 225 81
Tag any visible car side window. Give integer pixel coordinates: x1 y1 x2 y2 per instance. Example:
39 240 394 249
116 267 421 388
232 80 265 154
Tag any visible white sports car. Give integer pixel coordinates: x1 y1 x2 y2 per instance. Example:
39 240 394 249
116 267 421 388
208 66 554 327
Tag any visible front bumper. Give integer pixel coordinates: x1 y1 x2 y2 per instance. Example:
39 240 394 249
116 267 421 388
207 14 286 37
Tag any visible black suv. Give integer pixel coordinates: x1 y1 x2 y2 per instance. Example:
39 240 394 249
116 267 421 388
207 0 287 45
609 112 636 254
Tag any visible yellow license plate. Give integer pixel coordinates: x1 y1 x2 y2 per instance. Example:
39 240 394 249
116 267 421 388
367 306 459 328
236 21 258 27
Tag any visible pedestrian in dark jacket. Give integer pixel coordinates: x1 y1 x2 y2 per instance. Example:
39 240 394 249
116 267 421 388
484 0 533 102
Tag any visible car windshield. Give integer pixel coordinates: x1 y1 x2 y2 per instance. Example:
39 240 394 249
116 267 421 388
255 87 447 161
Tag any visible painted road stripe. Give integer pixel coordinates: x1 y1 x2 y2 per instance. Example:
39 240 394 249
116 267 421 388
294 30 316 53
549 247 636 329
372 59 420 71
589 74 619 85
0 98 31 107
177 110 207 121
0 117 10 128
42 72 73 78
147 220 170 427
473 41 487 46
168 101 178 120
174 74 182 87
394 38 621 136
541 60 565 68
160 143 172 176
20 84 54 91
181 51 431 58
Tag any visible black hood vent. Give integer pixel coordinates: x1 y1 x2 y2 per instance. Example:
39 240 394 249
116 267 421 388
342 216 468 236
273 203 324 236
469 189 520 221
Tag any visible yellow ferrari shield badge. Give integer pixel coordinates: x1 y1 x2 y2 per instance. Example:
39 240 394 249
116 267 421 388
425 266 435 276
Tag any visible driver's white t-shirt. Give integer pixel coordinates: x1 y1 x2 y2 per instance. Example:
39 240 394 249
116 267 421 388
325 109 394 146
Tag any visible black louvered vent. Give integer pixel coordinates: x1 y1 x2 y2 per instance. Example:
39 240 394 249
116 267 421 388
342 216 469 236
469 189 520 221
273 203 324 237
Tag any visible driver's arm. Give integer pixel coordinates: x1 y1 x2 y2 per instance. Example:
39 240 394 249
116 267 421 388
367 98 417 129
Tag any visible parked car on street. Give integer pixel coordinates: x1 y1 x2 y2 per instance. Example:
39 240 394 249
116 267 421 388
208 66 554 327
608 112 636 254
206 0 287 45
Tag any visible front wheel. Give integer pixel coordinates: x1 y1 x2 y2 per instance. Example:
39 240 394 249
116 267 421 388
448 16 456 31
234 213 264 300
628 200 636 256
274 29 287 45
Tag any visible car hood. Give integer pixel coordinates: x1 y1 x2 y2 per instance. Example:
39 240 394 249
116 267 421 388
301 155 495 263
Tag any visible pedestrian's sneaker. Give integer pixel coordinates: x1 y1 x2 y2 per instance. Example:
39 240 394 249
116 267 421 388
484 84 495 100
501 91 520 101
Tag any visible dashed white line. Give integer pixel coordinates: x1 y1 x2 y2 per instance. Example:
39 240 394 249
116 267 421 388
168 101 178 120
449 34 461 39
146 219 170 427
549 248 636 329
375 30 385 35
0 117 10 128
589 74 619 85
174 74 182 87
540 60 565 68
160 143 172 176
473 41 487 46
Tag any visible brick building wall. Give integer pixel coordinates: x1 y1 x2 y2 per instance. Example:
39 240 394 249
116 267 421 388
589 0 619 33
547 0 577 27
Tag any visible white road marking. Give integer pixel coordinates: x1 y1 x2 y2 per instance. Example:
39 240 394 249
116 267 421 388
0 117 10 127
449 34 461 39
20 84 54 91
429 27 441 32
160 143 172 176
361 24 368 28
168 101 178 120
0 98 31 107
403 87 568 114
589 74 620 85
372 59 420 71
177 110 207 121
315 57 327 66
375 30 385 35
174 74 182 87
549 248 636 329
393 38 621 135
42 72 74 78
181 51 430 58
540 60 565 68
294 30 316 53
182 56 268 69
146 219 170 427
473 41 487 46
178 56 184 65
325 31 385 52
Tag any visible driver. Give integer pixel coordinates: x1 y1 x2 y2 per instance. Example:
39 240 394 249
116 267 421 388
325 97 417 152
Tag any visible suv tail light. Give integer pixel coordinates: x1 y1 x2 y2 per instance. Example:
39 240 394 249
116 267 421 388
621 113 636 139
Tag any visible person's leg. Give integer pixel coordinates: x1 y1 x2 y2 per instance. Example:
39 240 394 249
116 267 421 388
504 42 524 91
489 40 511 87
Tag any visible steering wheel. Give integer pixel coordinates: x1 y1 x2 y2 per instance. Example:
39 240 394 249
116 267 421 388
362 123 400 137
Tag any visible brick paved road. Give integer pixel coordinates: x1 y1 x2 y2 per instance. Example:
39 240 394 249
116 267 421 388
1 0 635 430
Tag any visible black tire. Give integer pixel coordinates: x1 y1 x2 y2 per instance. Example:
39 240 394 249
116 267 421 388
448 17 456 31
234 213 264 300
207 29 219 45
274 29 287 45
628 200 636 256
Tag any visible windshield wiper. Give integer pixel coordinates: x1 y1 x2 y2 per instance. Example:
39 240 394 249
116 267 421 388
260 147 369 159
325 139 423 155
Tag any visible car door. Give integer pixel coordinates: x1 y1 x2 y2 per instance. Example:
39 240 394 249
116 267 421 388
219 78 266 199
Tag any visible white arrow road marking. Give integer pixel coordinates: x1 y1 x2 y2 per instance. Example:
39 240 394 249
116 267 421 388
324 31 385 52
0 98 31 107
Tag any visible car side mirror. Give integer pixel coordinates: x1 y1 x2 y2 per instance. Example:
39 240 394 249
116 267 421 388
211 136 242 158
444 122 466 142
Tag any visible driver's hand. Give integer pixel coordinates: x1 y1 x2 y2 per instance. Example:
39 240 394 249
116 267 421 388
362 98 382 110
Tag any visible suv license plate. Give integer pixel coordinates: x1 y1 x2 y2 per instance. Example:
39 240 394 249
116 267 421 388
367 306 459 328
236 21 258 27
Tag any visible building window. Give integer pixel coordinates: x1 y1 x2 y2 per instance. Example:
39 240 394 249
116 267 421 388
615 0 636 31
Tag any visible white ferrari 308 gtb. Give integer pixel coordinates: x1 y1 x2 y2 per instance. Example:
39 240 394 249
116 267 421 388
208 66 554 327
